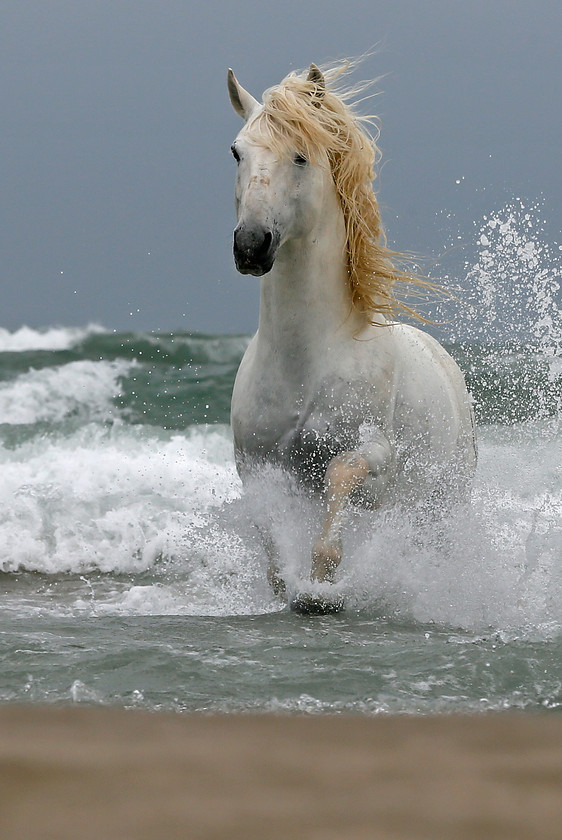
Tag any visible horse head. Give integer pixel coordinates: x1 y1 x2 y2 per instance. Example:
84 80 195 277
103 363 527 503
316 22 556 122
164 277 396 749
228 67 331 277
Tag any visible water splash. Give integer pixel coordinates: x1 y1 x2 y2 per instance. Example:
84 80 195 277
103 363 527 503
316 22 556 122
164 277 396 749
441 199 562 422
463 199 561 354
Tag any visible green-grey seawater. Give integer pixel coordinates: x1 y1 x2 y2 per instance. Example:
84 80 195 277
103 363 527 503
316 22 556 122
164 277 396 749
0 321 560 714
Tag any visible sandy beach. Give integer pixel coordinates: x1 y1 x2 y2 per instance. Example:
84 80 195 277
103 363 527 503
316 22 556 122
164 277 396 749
1 706 561 839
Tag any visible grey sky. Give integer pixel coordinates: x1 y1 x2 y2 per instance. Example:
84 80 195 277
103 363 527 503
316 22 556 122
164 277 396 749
1 0 561 333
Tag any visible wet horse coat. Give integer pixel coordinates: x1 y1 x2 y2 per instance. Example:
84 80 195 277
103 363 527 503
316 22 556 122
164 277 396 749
227 65 476 597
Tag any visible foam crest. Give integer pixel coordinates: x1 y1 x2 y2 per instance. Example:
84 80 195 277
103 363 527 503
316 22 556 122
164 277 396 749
0 425 241 576
0 359 131 425
0 324 106 352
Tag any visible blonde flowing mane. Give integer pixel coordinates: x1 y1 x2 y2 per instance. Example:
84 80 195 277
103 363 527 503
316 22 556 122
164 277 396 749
249 62 434 323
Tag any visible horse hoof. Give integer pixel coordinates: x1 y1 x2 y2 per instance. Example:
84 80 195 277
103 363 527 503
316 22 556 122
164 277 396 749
290 591 345 616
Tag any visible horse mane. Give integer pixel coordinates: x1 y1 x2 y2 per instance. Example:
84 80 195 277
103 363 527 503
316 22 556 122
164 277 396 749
250 62 436 323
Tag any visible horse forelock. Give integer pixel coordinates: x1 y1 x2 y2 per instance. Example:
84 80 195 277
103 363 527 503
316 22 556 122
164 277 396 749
246 63 439 323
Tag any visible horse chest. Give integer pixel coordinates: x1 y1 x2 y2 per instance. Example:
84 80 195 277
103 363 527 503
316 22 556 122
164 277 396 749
232 369 380 487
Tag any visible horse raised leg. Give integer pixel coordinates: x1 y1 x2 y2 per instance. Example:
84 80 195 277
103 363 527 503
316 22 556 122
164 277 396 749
311 435 393 583
311 453 368 582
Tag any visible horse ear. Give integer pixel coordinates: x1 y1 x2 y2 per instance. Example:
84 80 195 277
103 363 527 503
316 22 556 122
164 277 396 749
228 69 260 121
307 64 325 105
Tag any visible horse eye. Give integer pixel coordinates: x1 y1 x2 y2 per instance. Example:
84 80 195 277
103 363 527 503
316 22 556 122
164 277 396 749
231 144 241 163
294 154 308 166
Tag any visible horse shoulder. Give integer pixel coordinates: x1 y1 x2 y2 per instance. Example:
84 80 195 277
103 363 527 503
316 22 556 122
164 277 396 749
385 324 475 456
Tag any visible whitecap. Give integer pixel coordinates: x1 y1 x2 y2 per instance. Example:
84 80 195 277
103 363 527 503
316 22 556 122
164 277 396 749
0 324 106 352
0 359 132 425
0 424 241 576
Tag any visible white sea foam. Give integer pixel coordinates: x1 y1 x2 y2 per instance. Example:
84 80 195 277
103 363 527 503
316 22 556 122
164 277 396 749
0 424 241 578
2 416 559 632
0 359 132 425
0 324 106 352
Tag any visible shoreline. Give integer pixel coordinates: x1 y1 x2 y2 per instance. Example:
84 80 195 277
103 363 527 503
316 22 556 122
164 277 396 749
1 706 561 839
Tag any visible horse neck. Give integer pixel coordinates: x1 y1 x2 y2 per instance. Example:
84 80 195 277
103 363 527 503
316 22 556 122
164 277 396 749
256 198 365 374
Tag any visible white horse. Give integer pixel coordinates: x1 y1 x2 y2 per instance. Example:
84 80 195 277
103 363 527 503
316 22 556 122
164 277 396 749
227 63 477 612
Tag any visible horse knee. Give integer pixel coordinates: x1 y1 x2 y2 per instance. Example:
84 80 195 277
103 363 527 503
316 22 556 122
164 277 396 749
325 452 369 496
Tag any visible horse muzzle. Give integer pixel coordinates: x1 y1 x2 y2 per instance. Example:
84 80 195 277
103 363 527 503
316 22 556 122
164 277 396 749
233 225 280 276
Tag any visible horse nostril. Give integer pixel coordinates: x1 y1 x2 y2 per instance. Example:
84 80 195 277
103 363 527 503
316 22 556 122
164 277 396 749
259 231 273 255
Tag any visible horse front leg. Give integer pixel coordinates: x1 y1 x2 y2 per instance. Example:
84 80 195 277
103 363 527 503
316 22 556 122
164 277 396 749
254 525 286 597
311 437 393 583
311 453 368 582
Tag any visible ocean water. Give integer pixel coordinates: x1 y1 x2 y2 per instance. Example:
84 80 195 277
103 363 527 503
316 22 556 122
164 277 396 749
1 202 561 715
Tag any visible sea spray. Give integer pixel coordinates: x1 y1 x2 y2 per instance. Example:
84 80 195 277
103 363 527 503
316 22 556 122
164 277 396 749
450 199 562 422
